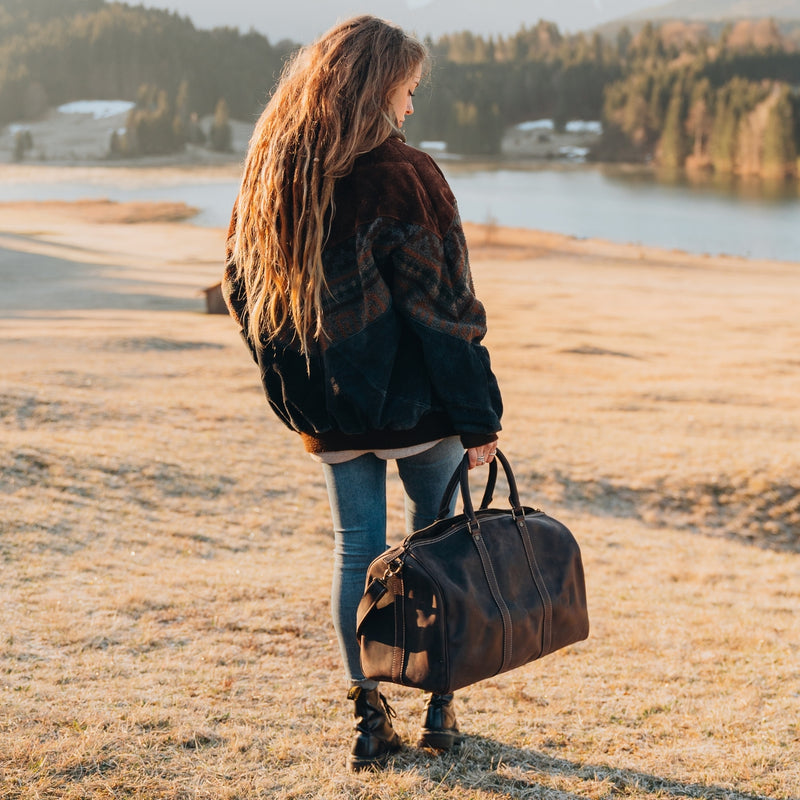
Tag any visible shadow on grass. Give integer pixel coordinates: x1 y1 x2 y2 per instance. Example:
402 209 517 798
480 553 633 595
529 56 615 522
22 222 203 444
516 466 800 555
0 246 199 315
392 736 779 800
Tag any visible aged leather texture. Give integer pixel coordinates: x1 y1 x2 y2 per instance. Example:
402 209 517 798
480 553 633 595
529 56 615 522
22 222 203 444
356 450 589 694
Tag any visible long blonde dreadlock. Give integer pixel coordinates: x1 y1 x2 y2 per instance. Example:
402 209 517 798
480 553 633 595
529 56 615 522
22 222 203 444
228 16 429 353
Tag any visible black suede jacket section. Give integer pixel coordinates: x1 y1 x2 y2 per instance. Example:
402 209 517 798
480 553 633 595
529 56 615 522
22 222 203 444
223 136 502 453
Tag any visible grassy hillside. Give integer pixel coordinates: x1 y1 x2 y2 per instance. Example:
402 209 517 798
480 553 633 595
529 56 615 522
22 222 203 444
1 199 798 797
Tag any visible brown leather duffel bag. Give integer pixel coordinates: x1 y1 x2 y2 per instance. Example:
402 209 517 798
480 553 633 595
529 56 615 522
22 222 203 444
356 450 589 694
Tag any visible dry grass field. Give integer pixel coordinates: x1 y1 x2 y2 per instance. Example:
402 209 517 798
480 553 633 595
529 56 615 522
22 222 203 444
1 199 798 799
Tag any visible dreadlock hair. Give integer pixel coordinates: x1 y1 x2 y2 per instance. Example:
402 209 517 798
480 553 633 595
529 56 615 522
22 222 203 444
228 15 429 353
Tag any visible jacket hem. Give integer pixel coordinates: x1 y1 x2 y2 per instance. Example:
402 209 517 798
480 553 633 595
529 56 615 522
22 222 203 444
300 412 457 455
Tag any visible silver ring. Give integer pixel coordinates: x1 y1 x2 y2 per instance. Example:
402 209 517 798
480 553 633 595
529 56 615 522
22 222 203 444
477 456 486 463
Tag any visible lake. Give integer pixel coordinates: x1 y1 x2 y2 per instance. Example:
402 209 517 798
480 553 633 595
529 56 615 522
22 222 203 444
2 161 798 263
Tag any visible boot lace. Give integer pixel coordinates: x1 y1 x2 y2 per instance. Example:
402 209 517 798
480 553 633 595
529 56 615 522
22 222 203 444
379 693 398 720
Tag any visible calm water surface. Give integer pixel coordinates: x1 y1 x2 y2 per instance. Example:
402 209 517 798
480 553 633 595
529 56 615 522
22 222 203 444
2 162 798 263
445 163 799 263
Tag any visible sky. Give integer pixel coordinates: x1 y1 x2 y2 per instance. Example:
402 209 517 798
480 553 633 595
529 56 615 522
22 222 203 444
131 0 666 42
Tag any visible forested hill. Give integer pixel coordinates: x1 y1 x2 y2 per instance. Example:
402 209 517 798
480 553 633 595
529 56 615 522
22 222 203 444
413 20 800 178
0 0 294 126
1 1 799 178
0 0 103 29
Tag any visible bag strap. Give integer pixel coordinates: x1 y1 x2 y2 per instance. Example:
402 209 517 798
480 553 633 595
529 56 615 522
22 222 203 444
479 457 499 507
355 578 387 638
492 449 554 656
435 452 501 521
457 449 523 527
471 526 513 673
492 450 524 513
447 449 554 659
512 509 554 656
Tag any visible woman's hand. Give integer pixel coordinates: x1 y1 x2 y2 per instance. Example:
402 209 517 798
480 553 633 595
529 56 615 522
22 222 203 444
466 442 498 469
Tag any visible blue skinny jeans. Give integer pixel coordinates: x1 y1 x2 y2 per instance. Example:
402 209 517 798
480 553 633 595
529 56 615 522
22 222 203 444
321 436 464 685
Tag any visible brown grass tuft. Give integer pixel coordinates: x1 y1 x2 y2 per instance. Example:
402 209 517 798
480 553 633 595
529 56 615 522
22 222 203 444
1 201 798 798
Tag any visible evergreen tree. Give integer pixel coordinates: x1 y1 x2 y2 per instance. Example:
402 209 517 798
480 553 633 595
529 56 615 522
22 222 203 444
121 83 183 156
791 93 800 154
447 100 478 153
732 79 772 175
108 128 124 158
12 129 33 161
616 27 633 59
172 79 190 148
710 85 740 173
658 84 688 169
762 86 797 179
187 111 206 145
685 78 713 168
209 98 232 152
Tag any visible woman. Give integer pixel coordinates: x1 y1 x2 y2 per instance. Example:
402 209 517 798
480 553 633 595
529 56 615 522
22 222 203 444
223 15 502 771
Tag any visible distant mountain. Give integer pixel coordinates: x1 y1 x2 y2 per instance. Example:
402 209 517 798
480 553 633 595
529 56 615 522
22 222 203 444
622 0 800 21
134 0 664 42
232 0 401 44
116 0 800 43
406 0 657 37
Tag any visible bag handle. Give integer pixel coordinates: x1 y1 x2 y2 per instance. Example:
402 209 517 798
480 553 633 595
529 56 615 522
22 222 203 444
436 449 523 523
436 454 498 520
491 450 524 513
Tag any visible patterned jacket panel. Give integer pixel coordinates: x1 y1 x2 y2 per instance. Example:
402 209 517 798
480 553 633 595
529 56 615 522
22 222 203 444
223 136 502 443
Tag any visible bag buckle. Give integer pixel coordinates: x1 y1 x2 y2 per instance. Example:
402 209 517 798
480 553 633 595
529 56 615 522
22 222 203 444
383 556 403 580
511 506 528 533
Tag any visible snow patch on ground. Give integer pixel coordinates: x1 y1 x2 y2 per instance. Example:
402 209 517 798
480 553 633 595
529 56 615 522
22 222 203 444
514 119 602 135
516 119 555 132
57 101 136 120
566 120 603 134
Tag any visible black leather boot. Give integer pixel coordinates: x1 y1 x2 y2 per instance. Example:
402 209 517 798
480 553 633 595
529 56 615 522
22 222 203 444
417 693 463 750
347 685 402 771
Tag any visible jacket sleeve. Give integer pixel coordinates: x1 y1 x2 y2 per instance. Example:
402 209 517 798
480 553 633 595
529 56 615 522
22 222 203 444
221 207 260 365
389 208 503 446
